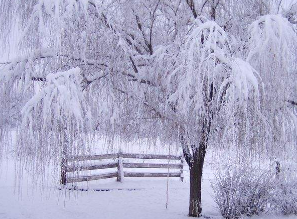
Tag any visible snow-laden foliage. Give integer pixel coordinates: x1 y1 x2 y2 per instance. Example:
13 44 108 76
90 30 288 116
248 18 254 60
247 14 297 157
18 67 91 174
231 58 260 102
21 67 88 128
0 0 297 217
248 14 296 67
213 158 297 218
0 0 104 49
164 18 260 148
272 175 297 215
212 164 274 219
167 19 231 116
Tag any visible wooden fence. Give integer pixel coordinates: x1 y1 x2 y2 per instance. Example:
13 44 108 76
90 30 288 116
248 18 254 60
61 153 184 184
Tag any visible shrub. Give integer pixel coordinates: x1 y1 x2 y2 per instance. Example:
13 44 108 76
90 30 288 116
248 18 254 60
212 165 274 219
271 173 297 215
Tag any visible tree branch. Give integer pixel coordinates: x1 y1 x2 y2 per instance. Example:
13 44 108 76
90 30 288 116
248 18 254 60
122 72 156 86
287 100 297 106
186 0 198 18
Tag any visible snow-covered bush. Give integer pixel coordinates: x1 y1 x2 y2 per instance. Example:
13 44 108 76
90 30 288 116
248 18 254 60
271 167 297 215
273 182 297 215
213 161 297 218
212 165 274 219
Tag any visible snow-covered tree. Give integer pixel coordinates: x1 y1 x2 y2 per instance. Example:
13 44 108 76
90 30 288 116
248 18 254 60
247 14 297 158
0 0 297 218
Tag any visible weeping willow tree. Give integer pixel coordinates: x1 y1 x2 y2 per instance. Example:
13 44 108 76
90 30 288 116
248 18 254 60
0 0 105 182
169 19 261 216
0 0 297 218
247 14 297 159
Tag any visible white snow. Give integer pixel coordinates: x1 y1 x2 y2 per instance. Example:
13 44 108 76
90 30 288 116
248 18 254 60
0 154 219 219
0 141 296 219
232 58 260 101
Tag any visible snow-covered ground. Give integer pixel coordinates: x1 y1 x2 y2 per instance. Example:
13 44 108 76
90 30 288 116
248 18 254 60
0 138 296 219
0 155 220 219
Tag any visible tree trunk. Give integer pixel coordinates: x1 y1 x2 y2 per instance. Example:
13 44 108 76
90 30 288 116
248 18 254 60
60 126 68 186
180 115 211 217
188 142 206 217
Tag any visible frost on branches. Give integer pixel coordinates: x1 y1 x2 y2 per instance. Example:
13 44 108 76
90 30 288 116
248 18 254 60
248 14 297 157
18 67 91 176
0 0 297 218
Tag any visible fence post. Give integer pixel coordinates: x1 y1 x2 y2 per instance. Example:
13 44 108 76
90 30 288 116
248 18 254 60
180 157 184 182
275 161 281 179
60 157 67 185
117 152 124 182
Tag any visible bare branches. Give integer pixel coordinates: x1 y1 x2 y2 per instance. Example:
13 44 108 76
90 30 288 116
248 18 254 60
121 72 156 86
287 100 297 106
31 76 46 82
82 73 109 91
277 0 283 14
0 52 108 69
129 56 139 73
210 0 221 20
186 0 198 18
201 0 210 14
148 0 161 55
134 13 152 55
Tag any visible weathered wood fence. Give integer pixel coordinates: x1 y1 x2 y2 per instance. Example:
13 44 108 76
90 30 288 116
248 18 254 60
61 153 184 184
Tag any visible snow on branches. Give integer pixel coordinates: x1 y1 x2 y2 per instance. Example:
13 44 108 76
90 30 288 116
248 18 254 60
18 67 91 173
164 18 261 148
231 58 260 103
167 19 260 119
248 14 296 65
247 14 297 157
22 67 88 129
166 20 229 116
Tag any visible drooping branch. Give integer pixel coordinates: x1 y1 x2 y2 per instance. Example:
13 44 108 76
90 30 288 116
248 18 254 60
134 13 152 55
129 57 139 73
0 53 108 68
148 0 161 55
0 50 109 86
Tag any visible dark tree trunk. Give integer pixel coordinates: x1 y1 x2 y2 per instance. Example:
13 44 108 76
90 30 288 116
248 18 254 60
60 127 68 186
181 116 211 217
188 141 207 217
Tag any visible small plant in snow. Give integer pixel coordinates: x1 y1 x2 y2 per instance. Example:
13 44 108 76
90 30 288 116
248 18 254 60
270 168 297 215
212 165 274 219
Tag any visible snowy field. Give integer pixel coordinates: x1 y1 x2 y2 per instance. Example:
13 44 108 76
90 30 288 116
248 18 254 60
1 152 296 219
0 136 295 219
0 157 216 219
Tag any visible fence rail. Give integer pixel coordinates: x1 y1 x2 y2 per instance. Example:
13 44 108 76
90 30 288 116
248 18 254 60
67 172 118 183
66 162 118 172
61 153 184 184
